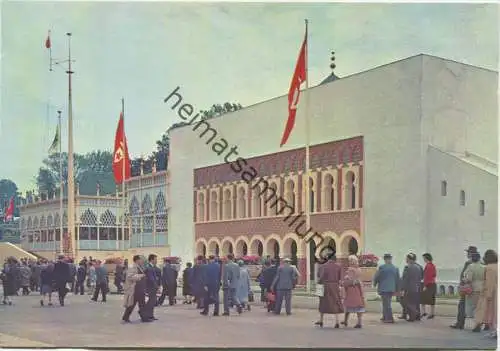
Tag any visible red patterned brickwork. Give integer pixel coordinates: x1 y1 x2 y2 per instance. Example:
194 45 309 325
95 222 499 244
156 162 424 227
194 136 363 187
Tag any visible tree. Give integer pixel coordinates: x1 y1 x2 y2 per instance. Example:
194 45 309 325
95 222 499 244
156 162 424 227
36 151 115 197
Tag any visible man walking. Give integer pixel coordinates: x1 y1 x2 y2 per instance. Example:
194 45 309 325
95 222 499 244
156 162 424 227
91 260 108 303
144 254 159 321
75 262 86 295
201 255 221 316
271 258 297 316
158 259 178 306
122 255 147 323
401 253 423 322
450 246 477 329
222 254 241 315
53 255 71 306
373 253 400 323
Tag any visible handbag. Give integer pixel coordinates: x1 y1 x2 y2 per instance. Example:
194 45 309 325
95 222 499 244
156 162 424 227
459 284 473 296
315 283 324 297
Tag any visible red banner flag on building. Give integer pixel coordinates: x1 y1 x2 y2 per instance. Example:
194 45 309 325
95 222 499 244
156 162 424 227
45 31 51 49
112 112 131 184
280 28 308 147
4 197 14 222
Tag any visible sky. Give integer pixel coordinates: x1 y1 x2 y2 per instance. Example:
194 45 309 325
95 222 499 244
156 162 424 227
0 2 497 193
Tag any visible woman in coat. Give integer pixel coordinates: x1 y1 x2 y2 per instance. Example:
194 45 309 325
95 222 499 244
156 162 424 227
19 263 32 295
182 262 194 304
1 258 18 305
342 255 365 328
236 260 252 311
473 249 497 336
315 253 344 328
420 253 437 319
122 257 145 322
463 252 485 329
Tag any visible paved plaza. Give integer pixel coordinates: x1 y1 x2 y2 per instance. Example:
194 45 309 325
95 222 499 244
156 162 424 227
0 293 496 349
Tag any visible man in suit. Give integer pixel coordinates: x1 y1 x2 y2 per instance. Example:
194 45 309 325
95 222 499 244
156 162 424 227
143 254 159 321
192 256 206 309
201 255 221 316
91 260 108 303
451 246 477 329
122 255 148 323
398 253 424 320
222 254 241 315
53 255 71 306
400 253 423 322
158 259 178 306
271 258 297 316
373 253 400 323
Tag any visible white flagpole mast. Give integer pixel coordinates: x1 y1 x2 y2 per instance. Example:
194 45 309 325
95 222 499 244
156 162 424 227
120 98 126 251
66 32 76 259
58 110 63 255
303 19 312 294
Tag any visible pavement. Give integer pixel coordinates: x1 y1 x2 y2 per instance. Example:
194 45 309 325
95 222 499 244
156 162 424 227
0 293 496 348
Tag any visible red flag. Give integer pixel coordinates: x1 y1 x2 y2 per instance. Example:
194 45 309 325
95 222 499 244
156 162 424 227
4 197 14 222
112 112 131 184
45 31 51 49
280 28 307 147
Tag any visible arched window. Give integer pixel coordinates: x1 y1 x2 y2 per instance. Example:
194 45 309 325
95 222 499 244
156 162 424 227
309 178 315 213
441 181 447 196
252 187 261 217
197 192 205 222
142 194 153 232
285 180 295 213
323 174 335 211
223 189 232 220
210 190 218 221
344 171 356 209
479 200 485 216
100 209 117 240
237 187 246 218
155 192 167 232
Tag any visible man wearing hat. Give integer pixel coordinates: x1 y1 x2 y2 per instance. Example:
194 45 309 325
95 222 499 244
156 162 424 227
450 246 478 329
373 253 400 323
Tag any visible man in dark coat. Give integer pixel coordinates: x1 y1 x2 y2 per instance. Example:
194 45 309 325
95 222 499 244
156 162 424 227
400 253 423 322
200 256 220 316
192 256 206 309
262 259 279 295
399 253 424 320
450 246 477 329
53 255 71 306
114 262 125 294
158 259 178 306
143 254 159 321
75 262 86 295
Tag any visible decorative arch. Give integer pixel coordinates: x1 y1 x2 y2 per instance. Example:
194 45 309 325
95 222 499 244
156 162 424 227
142 194 153 214
249 235 265 256
223 188 232 220
282 233 302 257
62 211 68 226
40 215 46 228
195 238 208 257
235 235 250 256
302 176 316 213
315 231 340 257
210 190 219 221
266 182 279 216
100 209 116 226
264 234 282 259
252 185 262 218
155 192 166 213
80 209 97 226
237 186 246 219
284 178 296 211
129 196 140 215
47 215 53 228
338 230 361 258
197 191 205 222
322 171 337 211
27 217 32 229
221 236 235 255
207 237 221 256
53 214 60 228
33 216 39 228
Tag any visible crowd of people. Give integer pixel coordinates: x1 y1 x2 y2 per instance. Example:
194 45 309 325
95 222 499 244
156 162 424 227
0 246 497 340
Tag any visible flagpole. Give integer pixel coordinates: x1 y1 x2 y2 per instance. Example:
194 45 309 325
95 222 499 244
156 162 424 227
66 32 76 259
303 19 312 294
58 110 63 255
120 98 125 251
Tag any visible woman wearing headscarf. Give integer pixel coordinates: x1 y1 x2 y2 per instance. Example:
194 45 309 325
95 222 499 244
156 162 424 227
315 252 344 328
1 257 18 305
462 251 485 330
341 255 365 328
473 249 497 337
236 260 252 311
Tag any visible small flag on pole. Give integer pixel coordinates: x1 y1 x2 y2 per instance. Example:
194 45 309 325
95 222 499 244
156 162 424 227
4 197 14 222
280 27 308 147
45 31 51 49
48 124 60 155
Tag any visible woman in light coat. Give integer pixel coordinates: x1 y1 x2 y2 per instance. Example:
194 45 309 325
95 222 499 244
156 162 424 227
236 260 252 311
122 260 145 310
473 249 497 337
342 255 365 328
463 252 485 329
